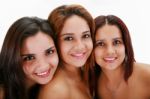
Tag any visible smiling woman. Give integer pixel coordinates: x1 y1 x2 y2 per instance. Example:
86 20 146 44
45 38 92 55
38 4 95 99
0 17 59 99
94 15 150 99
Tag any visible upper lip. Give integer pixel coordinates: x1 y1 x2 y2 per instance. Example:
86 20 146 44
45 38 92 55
71 52 86 57
104 57 116 61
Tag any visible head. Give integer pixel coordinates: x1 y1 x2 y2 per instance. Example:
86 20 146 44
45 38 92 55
48 5 94 70
94 15 135 81
0 17 58 98
48 4 95 94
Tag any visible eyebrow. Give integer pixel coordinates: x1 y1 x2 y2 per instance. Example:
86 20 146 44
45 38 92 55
113 37 122 40
95 40 104 43
21 54 34 57
60 30 91 37
45 46 55 52
82 30 90 34
95 37 122 42
21 46 55 56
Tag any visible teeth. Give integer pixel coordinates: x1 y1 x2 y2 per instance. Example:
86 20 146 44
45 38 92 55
36 71 48 76
73 53 84 57
104 57 115 61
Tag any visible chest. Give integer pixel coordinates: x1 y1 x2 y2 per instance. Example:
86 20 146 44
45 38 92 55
98 80 150 99
69 83 91 99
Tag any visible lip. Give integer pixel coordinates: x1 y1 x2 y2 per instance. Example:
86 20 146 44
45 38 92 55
35 69 51 78
71 52 86 59
103 57 117 63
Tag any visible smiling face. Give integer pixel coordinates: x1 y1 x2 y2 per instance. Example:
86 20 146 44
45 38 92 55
21 32 59 86
59 15 93 68
94 24 125 71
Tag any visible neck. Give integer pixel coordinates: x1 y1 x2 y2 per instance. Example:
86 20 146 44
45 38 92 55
60 63 83 82
101 65 124 84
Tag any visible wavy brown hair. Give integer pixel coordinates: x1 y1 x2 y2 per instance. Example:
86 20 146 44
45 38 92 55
48 4 95 95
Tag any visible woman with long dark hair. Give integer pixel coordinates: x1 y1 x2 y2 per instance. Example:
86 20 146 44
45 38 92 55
94 15 150 99
0 17 59 99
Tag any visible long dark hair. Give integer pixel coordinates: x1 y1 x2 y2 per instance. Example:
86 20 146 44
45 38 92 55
0 17 55 99
94 15 135 98
48 4 95 96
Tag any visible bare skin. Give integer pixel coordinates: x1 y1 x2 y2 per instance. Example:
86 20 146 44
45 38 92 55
38 15 93 99
97 62 150 99
38 66 91 99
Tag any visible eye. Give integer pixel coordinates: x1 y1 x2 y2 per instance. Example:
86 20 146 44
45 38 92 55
64 36 73 41
83 33 91 38
95 41 105 47
22 55 35 61
113 40 122 46
46 48 55 56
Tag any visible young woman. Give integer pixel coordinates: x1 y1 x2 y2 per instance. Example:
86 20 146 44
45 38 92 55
0 17 59 99
94 15 150 99
38 4 95 99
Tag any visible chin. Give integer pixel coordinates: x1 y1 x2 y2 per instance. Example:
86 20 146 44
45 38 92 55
75 64 85 68
38 79 51 85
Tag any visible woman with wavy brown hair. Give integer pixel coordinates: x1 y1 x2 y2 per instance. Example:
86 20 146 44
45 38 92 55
38 4 95 99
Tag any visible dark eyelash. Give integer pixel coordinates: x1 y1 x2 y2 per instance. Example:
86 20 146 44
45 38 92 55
22 55 34 61
46 49 55 55
83 34 91 38
114 40 122 45
96 42 104 46
64 36 73 41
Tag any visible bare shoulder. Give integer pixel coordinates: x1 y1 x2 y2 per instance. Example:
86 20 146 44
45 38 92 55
134 62 150 82
133 62 150 96
134 62 150 74
38 72 70 99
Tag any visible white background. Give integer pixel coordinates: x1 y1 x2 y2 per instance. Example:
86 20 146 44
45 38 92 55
0 0 150 64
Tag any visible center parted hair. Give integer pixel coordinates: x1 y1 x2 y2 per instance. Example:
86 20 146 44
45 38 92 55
94 15 135 82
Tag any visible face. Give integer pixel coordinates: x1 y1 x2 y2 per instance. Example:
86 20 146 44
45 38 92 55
21 32 59 86
59 15 93 68
94 24 125 71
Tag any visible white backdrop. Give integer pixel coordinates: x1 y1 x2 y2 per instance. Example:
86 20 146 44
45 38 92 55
0 0 150 64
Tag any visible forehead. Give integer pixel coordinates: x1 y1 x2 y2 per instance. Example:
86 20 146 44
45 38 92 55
96 24 122 39
60 15 90 34
21 32 54 53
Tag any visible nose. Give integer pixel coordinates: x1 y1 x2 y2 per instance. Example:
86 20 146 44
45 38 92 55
74 39 85 51
106 45 116 55
37 58 49 70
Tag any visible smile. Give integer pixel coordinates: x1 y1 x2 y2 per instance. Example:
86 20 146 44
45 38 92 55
71 52 86 59
103 57 117 63
35 69 51 77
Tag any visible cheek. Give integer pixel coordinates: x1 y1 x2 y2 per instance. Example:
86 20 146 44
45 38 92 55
88 41 93 51
22 64 34 74
119 46 126 57
49 55 59 67
60 43 70 56
94 48 103 62
94 48 102 57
